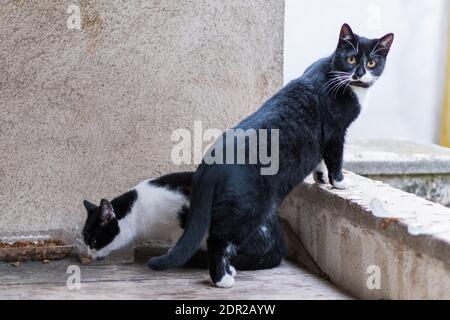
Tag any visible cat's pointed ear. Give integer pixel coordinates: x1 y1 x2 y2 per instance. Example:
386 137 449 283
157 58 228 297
99 199 115 225
339 23 355 42
83 200 97 213
377 33 394 55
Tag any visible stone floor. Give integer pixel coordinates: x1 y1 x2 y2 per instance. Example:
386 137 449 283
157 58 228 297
0 252 351 300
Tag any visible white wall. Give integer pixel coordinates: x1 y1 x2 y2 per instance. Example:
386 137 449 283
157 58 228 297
284 0 449 143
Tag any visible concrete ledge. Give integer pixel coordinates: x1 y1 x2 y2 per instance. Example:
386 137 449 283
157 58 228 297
345 139 450 175
280 172 450 299
363 174 450 208
345 139 450 206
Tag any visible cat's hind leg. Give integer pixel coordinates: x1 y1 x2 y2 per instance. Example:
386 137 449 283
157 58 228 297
207 237 235 288
312 160 329 184
230 250 283 270
232 216 286 270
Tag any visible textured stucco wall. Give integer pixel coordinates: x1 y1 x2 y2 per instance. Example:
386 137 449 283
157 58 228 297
0 1 284 234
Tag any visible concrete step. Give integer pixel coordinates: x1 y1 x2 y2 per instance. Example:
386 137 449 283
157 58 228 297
280 172 450 299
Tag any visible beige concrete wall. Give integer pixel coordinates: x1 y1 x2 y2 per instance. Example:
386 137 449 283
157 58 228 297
0 0 284 234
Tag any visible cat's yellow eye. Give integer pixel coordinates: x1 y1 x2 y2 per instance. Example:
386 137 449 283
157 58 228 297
347 56 356 64
367 60 376 68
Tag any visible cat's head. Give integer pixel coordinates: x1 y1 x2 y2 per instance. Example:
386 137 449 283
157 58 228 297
332 23 394 88
82 199 129 259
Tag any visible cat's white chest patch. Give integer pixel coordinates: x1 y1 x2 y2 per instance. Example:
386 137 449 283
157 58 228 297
350 86 369 107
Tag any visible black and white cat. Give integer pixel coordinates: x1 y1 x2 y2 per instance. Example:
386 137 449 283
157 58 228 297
82 172 192 260
148 24 394 287
82 171 286 286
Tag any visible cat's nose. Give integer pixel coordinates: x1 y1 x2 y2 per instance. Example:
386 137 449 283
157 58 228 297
355 67 366 78
352 74 359 81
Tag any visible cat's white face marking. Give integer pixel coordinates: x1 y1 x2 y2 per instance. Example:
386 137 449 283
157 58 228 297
359 71 374 84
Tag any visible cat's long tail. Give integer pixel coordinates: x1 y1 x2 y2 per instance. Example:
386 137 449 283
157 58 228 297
147 171 214 270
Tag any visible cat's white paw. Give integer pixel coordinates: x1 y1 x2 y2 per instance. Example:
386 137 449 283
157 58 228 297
313 161 329 184
331 176 351 190
214 273 235 288
228 265 237 278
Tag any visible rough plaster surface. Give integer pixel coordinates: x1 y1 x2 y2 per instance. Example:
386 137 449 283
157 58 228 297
0 1 284 234
280 172 450 299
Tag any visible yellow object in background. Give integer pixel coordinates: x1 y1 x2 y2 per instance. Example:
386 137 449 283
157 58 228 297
440 9 450 147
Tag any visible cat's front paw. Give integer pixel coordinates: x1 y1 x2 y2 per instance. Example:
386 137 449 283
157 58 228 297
313 160 329 184
313 170 329 184
331 176 351 190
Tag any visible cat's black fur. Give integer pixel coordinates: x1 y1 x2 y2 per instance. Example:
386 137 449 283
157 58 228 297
82 171 286 270
148 24 394 286
151 171 193 197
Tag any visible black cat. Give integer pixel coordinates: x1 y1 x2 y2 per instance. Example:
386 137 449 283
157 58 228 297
148 24 394 288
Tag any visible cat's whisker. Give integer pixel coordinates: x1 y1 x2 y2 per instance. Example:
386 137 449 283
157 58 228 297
369 40 382 56
329 69 349 74
323 79 346 96
330 82 343 98
342 81 352 96
331 78 351 98
329 70 349 73
322 75 351 95
336 81 350 98
328 69 352 77
326 79 345 97
326 74 350 81
321 76 344 90
370 47 386 56
327 73 352 81
321 77 347 94
342 38 358 54
326 76 350 84
369 41 379 56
